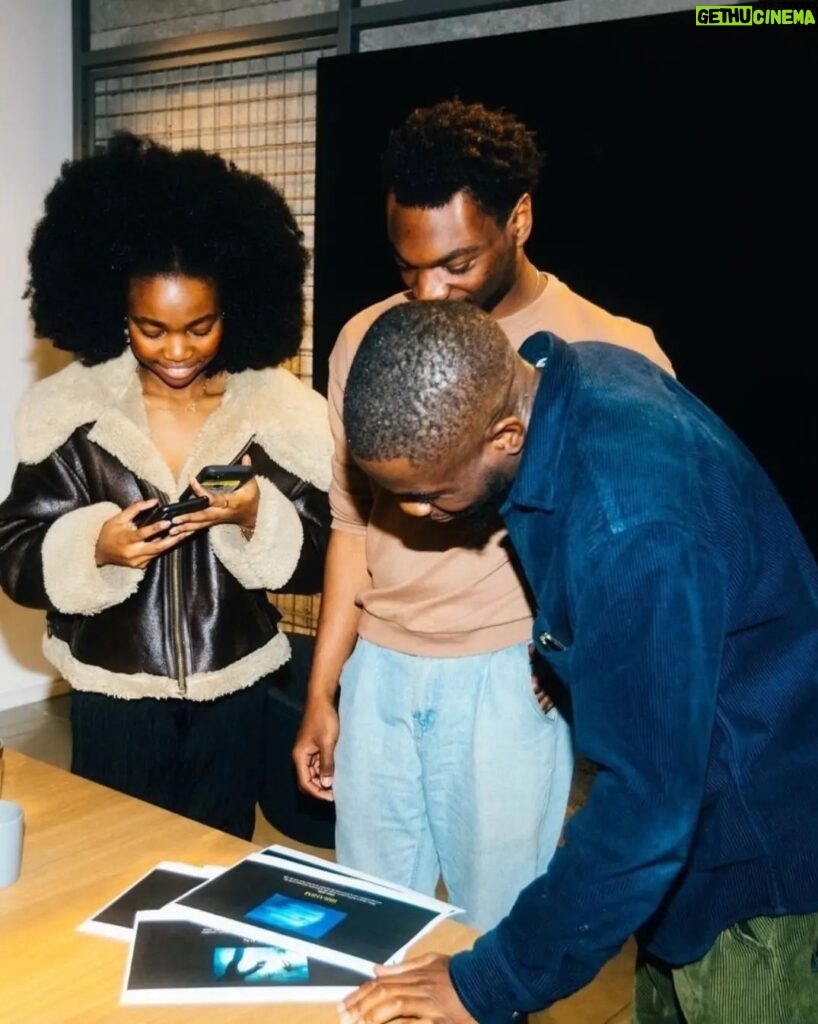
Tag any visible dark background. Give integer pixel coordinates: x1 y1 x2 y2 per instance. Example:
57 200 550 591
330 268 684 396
314 10 816 552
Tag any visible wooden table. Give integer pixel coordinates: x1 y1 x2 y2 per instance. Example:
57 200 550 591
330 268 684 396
0 749 478 1023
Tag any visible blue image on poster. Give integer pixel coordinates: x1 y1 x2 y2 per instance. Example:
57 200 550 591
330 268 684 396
245 894 347 939
213 946 310 984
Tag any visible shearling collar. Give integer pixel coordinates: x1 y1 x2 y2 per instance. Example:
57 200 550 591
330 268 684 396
15 349 331 497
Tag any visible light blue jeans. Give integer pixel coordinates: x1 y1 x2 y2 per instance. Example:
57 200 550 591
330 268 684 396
333 638 573 931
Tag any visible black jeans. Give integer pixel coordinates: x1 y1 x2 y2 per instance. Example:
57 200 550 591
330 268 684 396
70 679 268 839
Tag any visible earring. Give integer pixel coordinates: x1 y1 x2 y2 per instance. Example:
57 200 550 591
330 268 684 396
123 317 130 345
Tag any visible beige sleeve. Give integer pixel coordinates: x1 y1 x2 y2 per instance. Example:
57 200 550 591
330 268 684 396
551 281 676 379
328 323 372 535
613 320 675 378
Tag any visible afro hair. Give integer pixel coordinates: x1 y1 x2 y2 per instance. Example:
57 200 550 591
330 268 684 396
26 132 308 373
381 99 543 225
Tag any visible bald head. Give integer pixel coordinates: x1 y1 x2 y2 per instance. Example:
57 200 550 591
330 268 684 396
344 301 516 468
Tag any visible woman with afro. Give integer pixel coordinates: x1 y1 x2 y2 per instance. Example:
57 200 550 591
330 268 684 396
0 133 332 839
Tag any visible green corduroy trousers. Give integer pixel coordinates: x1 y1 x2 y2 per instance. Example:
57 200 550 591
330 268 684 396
632 913 818 1024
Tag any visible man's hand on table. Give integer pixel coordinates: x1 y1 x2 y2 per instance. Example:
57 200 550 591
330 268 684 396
338 954 476 1024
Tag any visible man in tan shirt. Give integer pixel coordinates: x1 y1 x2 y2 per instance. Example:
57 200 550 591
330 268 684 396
294 100 672 930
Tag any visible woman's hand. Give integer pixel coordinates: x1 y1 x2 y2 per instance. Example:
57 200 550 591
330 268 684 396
95 498 185 568
169 455 260 538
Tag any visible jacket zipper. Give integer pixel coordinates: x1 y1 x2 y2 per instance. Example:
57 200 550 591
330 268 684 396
170 543 187 696
143 484 187 695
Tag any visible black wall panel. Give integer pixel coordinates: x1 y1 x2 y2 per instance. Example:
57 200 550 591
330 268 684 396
315 11 816 551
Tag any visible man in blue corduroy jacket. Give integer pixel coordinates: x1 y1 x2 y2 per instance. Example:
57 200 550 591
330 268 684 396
338 300 818 1024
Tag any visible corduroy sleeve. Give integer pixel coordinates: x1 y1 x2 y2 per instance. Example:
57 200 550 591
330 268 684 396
450 523 726 1020
328 323 374 535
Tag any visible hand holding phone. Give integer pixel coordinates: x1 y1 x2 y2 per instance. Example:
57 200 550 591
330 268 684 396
133 495 209 529
173 450 259 539
95 496 206 570
178 437 256 501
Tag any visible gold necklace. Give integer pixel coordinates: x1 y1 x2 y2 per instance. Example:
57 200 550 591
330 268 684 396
183 373 227 414
138 368 228 413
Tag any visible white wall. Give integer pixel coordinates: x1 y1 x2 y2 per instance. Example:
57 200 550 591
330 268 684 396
0 0 73 710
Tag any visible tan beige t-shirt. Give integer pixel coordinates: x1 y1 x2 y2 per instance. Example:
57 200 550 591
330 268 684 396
330 273 673 657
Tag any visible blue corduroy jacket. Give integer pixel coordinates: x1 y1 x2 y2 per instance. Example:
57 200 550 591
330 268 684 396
449 334 818 1023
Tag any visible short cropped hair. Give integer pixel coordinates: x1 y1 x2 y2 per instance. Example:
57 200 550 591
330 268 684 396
26 132 308 372
381 99 543 224
345 301 515 466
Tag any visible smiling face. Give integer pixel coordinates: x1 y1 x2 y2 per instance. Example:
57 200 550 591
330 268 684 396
126 274 223 391
386 189 530 315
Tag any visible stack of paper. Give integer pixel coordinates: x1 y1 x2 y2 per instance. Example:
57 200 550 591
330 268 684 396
77 845 460 1006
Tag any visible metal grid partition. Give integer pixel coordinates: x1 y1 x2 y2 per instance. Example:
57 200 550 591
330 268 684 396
87 46 332 635
91 49 327 385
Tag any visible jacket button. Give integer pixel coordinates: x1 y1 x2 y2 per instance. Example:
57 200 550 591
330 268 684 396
538 630 565 652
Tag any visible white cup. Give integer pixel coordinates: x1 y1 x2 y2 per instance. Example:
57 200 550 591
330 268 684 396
0 799 24 888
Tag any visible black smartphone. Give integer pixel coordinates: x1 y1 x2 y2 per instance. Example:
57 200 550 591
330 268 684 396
178 436 257 500
133 495 209 529
195 464 255 494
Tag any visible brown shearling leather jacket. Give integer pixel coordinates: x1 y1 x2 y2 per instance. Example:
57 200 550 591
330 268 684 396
0 351 332 701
